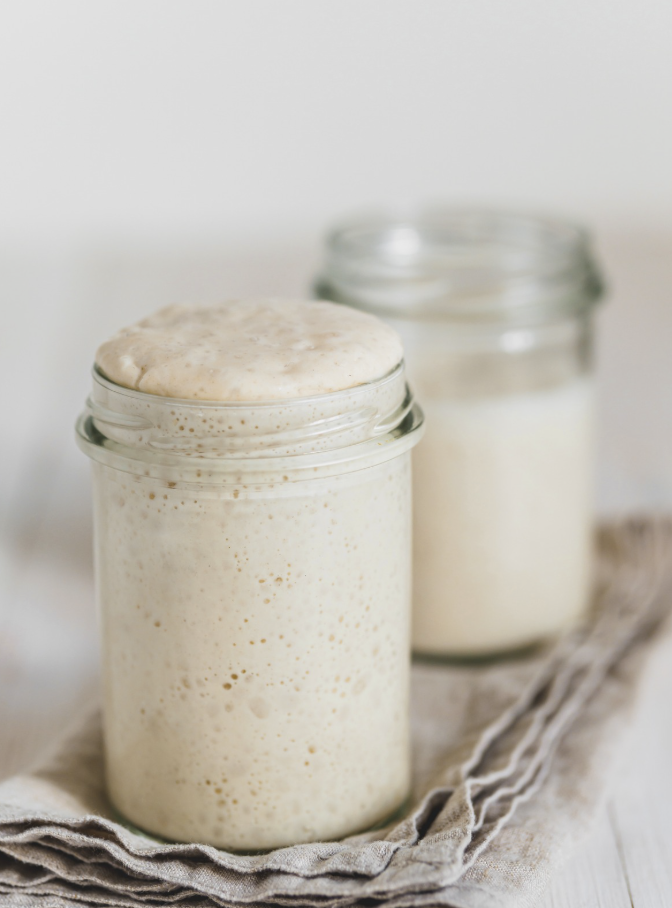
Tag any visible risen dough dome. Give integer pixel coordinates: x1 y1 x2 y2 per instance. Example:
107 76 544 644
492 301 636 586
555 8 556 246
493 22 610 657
95 299 403 401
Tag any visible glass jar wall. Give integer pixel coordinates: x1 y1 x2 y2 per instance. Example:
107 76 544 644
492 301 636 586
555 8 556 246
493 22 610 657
77 361 423 849
315 209 604 658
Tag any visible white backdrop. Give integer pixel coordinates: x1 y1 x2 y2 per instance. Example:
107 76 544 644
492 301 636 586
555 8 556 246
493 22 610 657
1 0 671 246
1 0 671 526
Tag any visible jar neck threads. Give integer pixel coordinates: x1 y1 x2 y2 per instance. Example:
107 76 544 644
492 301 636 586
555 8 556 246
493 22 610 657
315 208 603 326
76 363 424 482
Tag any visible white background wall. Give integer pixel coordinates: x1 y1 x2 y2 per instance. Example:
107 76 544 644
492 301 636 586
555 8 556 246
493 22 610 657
1 0 671 525
1 0 671 246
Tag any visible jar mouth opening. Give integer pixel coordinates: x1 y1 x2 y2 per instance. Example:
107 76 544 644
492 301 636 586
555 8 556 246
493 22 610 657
316 208 604 323
77 360 423 481
91 360 405 409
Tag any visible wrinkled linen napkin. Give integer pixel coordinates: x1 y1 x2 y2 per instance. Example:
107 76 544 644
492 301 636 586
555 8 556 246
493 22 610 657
1 517 671 908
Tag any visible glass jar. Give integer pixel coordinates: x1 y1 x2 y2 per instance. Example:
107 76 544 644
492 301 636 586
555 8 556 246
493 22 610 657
315 209 604 658
76 361 423 850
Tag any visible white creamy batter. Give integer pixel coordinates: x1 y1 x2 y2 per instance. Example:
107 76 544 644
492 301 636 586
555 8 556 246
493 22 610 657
411 379 595 656
91 300 414 850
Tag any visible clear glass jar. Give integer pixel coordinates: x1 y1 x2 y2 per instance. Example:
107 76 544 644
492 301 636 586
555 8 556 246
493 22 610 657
315 209 604 658
76 361 423 850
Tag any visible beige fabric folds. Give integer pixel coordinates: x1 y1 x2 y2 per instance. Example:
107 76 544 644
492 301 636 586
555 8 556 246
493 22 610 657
0 518 670 908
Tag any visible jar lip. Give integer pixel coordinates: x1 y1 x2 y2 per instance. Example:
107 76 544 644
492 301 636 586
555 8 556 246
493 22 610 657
316 207 604 323
91 360 405 409
78 360 423 480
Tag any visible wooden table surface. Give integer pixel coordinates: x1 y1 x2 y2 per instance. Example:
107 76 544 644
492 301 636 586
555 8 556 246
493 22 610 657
2 231 672 906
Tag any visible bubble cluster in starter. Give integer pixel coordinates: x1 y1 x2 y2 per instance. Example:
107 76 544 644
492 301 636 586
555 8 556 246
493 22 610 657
98 456 411 850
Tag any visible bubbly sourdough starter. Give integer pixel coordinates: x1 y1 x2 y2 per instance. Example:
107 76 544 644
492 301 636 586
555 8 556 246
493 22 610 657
92 301 412 850
96 299 403 400
412 379 594 656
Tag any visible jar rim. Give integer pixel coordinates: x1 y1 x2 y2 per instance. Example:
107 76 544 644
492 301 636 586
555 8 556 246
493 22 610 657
91 360 405 409
76 362 424 482
315 207 604 324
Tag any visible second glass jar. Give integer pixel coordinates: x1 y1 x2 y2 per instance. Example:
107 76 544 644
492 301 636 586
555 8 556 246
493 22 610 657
316 208 604 658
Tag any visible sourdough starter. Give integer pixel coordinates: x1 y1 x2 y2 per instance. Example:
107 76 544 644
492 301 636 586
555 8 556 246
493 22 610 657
87 300 417 850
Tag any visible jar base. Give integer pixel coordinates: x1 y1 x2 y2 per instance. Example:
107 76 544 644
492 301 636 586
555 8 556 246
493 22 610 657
110 792 411 854
412 638 552 665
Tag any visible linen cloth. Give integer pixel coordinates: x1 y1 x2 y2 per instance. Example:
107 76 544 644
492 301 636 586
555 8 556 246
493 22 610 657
0 517 670 908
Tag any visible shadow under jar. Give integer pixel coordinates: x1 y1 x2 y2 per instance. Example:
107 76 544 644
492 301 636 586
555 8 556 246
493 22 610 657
315 209 605 658
76 357 423 850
